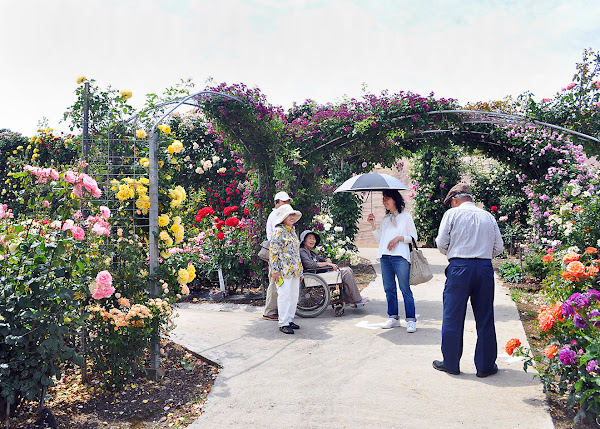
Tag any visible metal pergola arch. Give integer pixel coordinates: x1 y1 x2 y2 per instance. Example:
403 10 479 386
305 109 600 159
145 91 244 375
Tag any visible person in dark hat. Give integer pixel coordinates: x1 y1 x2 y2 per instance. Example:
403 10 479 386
433 183 504 377
299 230 368 306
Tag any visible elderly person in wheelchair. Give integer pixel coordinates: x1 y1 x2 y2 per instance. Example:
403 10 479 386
299 230 368 307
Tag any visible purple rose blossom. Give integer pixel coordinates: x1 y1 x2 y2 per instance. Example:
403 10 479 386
562 302 576 318
588 309 600 327
587 289 600 302
567 292 590 310
574 314 588 329
559 346 577 365
587 360 599 374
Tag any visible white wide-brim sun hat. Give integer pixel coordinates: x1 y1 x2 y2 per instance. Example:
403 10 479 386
274 204 302 225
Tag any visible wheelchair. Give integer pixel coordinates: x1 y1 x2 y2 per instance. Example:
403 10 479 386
296 268 364 318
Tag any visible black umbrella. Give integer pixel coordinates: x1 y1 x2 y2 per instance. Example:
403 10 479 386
334 173 409 213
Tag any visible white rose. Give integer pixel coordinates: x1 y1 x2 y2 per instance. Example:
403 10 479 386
324 223 332 231
334 226 343 233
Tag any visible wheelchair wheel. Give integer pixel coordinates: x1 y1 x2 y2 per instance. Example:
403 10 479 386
296 273 330 318
333 303 345 317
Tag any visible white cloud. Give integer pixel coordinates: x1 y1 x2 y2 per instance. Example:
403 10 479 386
1 0 599 136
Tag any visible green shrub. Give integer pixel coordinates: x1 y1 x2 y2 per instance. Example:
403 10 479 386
523 253 549 281
499 261 522 283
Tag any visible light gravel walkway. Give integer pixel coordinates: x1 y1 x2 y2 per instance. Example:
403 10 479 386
172 248 554 429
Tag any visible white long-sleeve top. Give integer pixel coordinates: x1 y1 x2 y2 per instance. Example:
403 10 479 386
266 207 278 240
372 211 418 261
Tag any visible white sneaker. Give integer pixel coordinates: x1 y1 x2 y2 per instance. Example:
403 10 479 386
381 318 401 329
406 321 417 333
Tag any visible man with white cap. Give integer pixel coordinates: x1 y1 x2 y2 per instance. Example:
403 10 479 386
262 191 292 320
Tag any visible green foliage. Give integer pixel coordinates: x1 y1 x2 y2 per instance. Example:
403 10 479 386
0 163 104 411
523 252 550 281
519 48 600 155
498 261 522 283
410 144 463 246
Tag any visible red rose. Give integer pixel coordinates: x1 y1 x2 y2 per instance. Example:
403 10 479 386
491 206 498 212
217 232 225 240
244 208 249 215
225 217 240 227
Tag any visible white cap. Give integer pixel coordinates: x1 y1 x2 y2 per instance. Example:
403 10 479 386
274 191 291 201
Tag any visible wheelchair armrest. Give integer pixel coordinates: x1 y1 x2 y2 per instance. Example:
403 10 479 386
303 266 334 274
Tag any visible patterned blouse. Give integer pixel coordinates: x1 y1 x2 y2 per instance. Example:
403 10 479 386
269 225 303 278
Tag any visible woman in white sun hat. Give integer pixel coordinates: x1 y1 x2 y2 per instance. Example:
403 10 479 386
269 204 303 334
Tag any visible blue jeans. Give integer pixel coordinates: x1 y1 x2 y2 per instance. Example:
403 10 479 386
380 255 415 320
441 259 497 373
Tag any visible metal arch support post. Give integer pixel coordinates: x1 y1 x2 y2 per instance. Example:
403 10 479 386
145 90 243 379
147 130 163 380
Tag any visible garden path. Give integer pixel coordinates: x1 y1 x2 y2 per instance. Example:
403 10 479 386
172 248 553 429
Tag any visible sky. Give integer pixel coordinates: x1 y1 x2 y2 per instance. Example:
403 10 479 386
1 0 600 137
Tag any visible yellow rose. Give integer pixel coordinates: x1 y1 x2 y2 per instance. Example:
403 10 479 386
170 223 182 234
136 129 148 139
158 160 164 168
175 186 186 201
171 140 184 153
160 250 170 259
159 230 171 241
139 157 150 167
187 267 195 282
158 214 170 227
173 226 184 243
177 268 190 285
157 124 171 134
135 184 147 196
120 90 133 100
172 216 182 225
76 76 86 84
135 195 151 213
139 177 150 185
167 145 175 154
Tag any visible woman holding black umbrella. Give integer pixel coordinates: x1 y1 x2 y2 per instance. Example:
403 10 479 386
367 189 418 333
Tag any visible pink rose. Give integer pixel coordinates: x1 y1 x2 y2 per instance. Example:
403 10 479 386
96 270 113 287
64 171 79 184
43 200 50 207
72 184 83 197
92 223 110 236
81 174 97 192
91 187 102 198
70 226 85 240
99 206 111 219
92 284 115 299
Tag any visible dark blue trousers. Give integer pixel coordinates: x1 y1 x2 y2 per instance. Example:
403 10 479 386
441 259 497 373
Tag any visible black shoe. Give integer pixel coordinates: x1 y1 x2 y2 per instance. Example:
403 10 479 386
279 326 294 334
288 322 300 329
432 360 460 375
476 364 498 378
